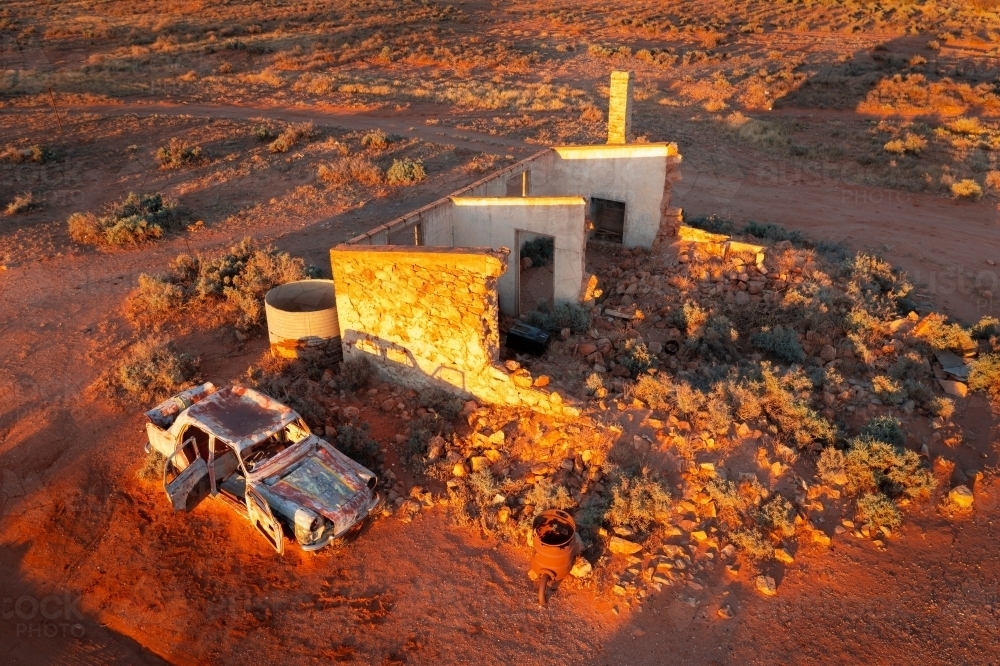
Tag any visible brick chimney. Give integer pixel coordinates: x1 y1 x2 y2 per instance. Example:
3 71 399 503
607 70 634 144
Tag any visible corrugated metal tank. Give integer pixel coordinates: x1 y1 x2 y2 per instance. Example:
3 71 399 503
264 280 341 359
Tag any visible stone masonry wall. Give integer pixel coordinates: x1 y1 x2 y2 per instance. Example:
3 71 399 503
329 245 578 417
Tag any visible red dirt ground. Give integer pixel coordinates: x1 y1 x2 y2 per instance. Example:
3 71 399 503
1 100 998 665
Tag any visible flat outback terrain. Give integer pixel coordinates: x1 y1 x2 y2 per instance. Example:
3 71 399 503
1 1 999 664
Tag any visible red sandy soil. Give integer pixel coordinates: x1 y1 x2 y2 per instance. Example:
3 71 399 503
1 101 998 665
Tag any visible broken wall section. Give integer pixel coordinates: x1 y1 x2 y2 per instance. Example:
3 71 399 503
330 245 578 417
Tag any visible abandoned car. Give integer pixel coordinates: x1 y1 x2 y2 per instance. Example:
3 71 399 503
144 383 381 553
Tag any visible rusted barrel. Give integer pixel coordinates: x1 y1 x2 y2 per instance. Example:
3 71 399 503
531 509 578 604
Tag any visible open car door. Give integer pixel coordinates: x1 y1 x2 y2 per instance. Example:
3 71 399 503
246 486 284 555
163 439 211 512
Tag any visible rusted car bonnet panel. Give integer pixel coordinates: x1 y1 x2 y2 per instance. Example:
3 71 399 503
266 447 370 527
183 386 295 451
145 383 217 429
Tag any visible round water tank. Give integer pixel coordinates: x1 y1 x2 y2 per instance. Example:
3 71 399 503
264 280 341 359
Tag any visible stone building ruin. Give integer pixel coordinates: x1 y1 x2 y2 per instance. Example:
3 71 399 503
329 71 683 414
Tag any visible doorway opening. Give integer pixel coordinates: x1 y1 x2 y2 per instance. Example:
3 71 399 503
516 231 555 318
591 197 626 243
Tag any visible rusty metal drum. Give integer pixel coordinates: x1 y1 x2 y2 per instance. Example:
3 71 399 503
531 509 579 603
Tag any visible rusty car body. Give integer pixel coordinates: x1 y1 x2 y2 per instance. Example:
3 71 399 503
144 383 381 553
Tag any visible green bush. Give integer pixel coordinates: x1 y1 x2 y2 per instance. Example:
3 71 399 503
730 528 774 560
339 357 374 391
253 124 275 141
0 144 52 164
969 353 1000 400
632 373 671 409
751 326 805 364
269 122 314 153
360 129 389 150
522 303 591 333
520 236 554 267
856 493 902 532
755 494 796 537
619 339 656 376
68 193 180 247
743 220 805 245
685 215 734 235
317 156 383 187
585 372 606 395
606 468 672 534
418 387 464 421
860 416 906 447
841 437 935 499
125 238 308 331
336 422 381 472
971 316 999 340
686 314 740 362
872 375 907 405
385 158 426 185
156 138 204 169
97 336 198 405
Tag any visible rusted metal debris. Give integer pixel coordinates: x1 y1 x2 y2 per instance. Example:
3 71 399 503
144 383 381 553
531 509 581 604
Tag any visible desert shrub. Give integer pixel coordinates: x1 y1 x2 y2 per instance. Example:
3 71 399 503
339 356 374 391
743 221 805 245
585 372 605 395
5 192 37 215
253 124 275 141
97 337 198 405
969 353 1000 400
758 365 837 446
843 253 913 322
751 326 805 363
552 303 591 332
706 477 767 530
889 351 929 380
418 387 464 421
855 493 902 532
405 413 443 463
817 447 847 486
68 193 180 247
269 122 314 153
729 528 774 560
156 138 204 169
951 179 983 199
842 437 935 499
686 314 740 362
136 450 166 482
971 316 999 340
360 129 389 150
755 494 796 537
605 468 672 534
619 339 656 376
914 314 975 352
336 422 381 472
872 375 907 405
0 144 52 164
318 155 383 186
927 396 956 419
520 236 554 267
125 238 309 330
860 416 906 447
633 373 671 409
685 215 735 235
520 479 574 530
385 158 426 185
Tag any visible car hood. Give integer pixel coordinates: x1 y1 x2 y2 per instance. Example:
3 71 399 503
262 441 375 529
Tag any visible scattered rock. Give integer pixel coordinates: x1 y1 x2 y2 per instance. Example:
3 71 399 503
570 556 593 578
609 537 643 555
534 375 550 388
820 345 837 362
452 463 468 477
717 605 734 619
579 343 598 356
774 548 794 565
520 256 533 270
938 379 969 398
949 485 974 509
470 456 490 472
755 575 777 597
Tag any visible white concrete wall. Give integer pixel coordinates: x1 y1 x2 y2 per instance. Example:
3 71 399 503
530 143 677 249
449 196 587 315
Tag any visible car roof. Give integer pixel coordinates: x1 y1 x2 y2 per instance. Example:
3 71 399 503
181 386 297 451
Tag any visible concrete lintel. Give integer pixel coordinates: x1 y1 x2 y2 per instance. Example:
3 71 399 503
450 196 586 207
552 142 680 159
